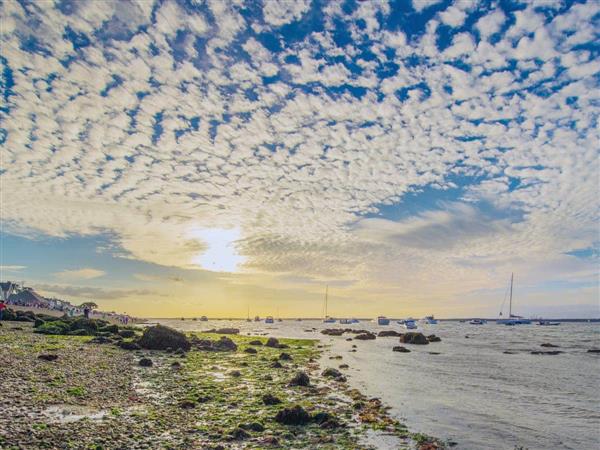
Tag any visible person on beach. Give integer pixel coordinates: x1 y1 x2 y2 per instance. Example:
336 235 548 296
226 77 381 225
0 300 6 320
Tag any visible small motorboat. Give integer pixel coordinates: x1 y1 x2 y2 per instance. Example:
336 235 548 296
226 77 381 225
422 315 438 324
469 319 485 325
403 319 417 329
265 316 274 324
377 316 390 325
538 320 560 326
200 316 208 322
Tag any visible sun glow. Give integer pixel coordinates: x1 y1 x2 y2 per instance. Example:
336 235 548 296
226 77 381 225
191 228 245 273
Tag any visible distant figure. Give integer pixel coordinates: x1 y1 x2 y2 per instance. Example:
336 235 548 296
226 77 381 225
83 306 90 319
0 300 6 320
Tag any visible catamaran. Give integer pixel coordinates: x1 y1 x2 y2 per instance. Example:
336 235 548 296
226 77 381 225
496 273 531 325
322 285 336 323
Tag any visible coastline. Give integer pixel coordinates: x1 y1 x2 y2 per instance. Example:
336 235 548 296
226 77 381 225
0 320 442 450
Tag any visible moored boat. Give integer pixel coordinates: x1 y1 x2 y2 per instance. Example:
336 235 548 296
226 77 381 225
200 316 208 321
403 319 417 329
538 320 560 326
377 316 390 325
496 273 531 325
265 316 274 324
421 315 438 324
469 319 485 325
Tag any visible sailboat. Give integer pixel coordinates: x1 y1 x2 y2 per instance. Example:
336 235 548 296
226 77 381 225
246 306 251 322
496 273 531 325
322 285 336 323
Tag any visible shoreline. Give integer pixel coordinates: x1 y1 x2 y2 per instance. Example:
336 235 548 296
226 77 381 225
0 320 443 449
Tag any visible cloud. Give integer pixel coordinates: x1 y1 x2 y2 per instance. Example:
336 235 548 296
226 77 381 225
0 0 597 313
36 283 156 301
0 265 27 272
55 268 106 280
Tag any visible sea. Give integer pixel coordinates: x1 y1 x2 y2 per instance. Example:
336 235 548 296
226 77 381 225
153 318 600 450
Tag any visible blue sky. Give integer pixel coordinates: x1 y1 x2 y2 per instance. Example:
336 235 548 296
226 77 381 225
0 0 598 317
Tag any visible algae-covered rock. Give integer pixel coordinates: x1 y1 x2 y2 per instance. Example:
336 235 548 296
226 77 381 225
38 354 59 361
34 321 70 335
69 317 99 335
118 340 141 351
99 324 119 334
355 332 376 340
399 332 429 345
288 371 310 387
265 337 280 348
119 329 136 338
393 346 411 352
139 357 153 367
322 368 343 378
262 393 281 405
138 325 191 351
275 405 310 425
248 340 263 346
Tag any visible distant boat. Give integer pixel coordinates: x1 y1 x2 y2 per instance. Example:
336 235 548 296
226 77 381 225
350 318 360 323
322 285 336 323
254 315 260 322
496 273 531 325
277 318 283 322
538 320 560 326
421 315 438 324
469 319 485 325
246 306 252 322
265 316 274 324
200 316 208 322
377 316 390 325
403 319 417 329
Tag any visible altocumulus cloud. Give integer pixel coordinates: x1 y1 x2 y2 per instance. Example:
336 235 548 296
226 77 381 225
0 0 598 299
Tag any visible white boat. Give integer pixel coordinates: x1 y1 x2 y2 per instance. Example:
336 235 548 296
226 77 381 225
377 316 390 325
496 273 531 325
421 315 438 324
322 285 336 323
339 319 351 324
403 319 417 329
265 316 274 324
469 319 485 325
199 316 208 321
538 320 560 326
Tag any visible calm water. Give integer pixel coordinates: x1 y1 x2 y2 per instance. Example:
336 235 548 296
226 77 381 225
155 319 600 450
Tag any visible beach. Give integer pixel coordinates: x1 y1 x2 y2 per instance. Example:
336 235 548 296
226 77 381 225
0 319 439 450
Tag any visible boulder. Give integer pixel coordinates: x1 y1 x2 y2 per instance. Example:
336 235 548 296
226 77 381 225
355 332 376 340
214 336 237 351
138 325 191 351
322 368 342 379
288 371 310 387
262 393 281 405
378 330 402 337
265 337 280 348
274 405 310 425
139 358 153 367
393 346 411 353
399 332 429 345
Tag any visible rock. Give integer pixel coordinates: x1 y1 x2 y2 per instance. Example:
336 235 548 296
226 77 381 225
260 436 280 446
355 332 376 340
87 336 113 344
278 352 292 360
393 346 411 353
178 400 196 409
322 368 343 378
352 344 357 348
248 340 263 346
98 324 119 334
427 334 442 342
118 341 141 350
270 360 283 368
196 336 238 352
38 354 58 361
339 364 349 369
329 355 342 359
119 329 136 338
215 328 240 335
171 361 182 369
540 343 559 348
288 371 310 386
274 405 310 425
34 321 71 335
138 325 191 351
503 351 516 354
173 347 186 356
313 412 341 428
321 329 345 336
265 337 280 348
240 422 264 432
587 349 600 353
229 370 242 377
428 352 441 355
69 317 100 334
244 347 257 354
262 393 282 405
530 350 563 355
399 332 429 345
465 335 470 339
139 358 153 367
378 330 402 337
345 337 353 341
230 427 251 440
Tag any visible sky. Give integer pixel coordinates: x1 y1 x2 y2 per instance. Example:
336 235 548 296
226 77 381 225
0 0 599 319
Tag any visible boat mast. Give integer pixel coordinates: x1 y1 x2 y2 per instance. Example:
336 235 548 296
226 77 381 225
324 285 328 319
509 273 513 317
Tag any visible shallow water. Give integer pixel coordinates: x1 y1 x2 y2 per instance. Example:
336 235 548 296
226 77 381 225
155 318 600 450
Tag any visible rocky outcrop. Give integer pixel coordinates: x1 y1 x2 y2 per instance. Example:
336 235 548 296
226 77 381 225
399 332 429 345
355 332 376 340
194 336 237 352
138 325 191 351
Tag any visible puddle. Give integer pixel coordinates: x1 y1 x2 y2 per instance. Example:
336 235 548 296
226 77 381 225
43 405 108 424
